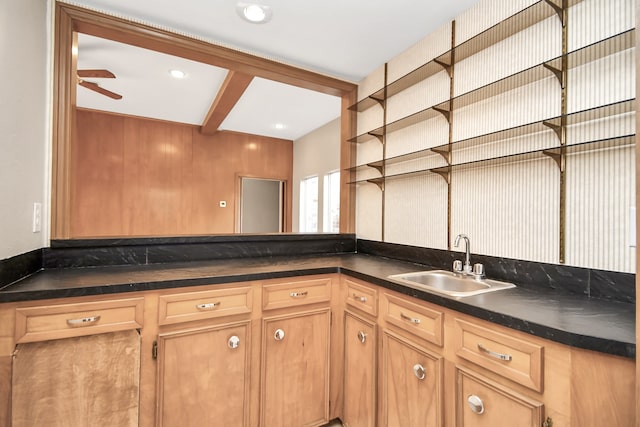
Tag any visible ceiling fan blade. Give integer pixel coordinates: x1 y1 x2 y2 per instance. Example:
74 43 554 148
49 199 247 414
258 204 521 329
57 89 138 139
78 80 123 100
77 69 116 78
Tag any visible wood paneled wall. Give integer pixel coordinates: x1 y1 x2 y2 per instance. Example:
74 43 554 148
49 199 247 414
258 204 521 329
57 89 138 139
71 109 293 237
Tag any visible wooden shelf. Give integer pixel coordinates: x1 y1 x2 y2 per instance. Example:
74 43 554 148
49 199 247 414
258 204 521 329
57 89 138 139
351 30 634 145
349 0 584 113
373 134 635 185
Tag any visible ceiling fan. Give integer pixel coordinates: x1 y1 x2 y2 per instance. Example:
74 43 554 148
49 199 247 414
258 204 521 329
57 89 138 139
77 69 122 100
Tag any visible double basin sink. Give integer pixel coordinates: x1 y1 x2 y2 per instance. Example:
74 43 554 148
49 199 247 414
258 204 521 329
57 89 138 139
388 269 515 298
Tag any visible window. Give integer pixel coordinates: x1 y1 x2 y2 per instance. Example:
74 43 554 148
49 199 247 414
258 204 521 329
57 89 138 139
300 176 318 232
323 171 340 233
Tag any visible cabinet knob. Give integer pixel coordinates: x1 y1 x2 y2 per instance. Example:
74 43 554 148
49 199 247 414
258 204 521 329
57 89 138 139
412 363 426 380
357 330 367 343
228 335 240 349
467 394 485 414
66 315 101 327
289 291 308 298
274 328 285 341
196 302 220 311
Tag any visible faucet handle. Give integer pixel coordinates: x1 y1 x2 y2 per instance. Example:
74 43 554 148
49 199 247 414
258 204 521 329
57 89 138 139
453 260 463 272
473 263 485 277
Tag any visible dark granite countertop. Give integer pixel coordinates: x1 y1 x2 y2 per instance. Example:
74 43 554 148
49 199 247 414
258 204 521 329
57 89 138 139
0 253 634 358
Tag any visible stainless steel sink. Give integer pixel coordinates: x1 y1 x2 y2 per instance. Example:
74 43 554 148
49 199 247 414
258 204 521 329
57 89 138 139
387 270 515 298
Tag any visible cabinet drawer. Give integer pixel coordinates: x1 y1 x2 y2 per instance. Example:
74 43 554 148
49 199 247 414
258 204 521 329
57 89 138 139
15 297 144 343
344 279 378 317
262 277 332 310
383 293 443 346
454 318 543 392
158 286 253 325
456 367 543 427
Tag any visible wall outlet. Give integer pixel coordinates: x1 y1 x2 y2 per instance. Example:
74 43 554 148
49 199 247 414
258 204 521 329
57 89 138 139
32 202 42 233
219 201 227 208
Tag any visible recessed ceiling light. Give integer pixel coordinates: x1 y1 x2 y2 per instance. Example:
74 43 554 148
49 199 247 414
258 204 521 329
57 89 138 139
274 123 285 129
169 69 186 79
236 2 272 24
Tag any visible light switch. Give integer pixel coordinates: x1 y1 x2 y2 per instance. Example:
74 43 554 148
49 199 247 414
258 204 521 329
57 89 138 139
219 201 227 208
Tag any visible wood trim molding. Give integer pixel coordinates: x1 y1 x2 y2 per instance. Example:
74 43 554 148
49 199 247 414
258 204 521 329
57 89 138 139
201 71 253 135
52 2 357 239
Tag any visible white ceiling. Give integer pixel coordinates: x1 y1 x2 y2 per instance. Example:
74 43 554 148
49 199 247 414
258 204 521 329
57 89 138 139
71 0 481 140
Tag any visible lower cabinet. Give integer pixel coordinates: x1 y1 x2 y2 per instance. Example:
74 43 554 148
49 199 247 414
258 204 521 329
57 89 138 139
456 367 543 427
342 311 377 427
381 329 444 427
155 321 252 427
12 330 141 427
261 308 332 427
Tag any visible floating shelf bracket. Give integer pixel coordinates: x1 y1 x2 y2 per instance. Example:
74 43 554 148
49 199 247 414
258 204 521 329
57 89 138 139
433 106 451 122
430 146 451 162
430 167 451 184
368 132 385 144
367 178 385 190
367 162 384 174
543 62 563 87
543 120 563 142
542 148 564 170
544 0 565 26
370 95 385 108
434 59 453 77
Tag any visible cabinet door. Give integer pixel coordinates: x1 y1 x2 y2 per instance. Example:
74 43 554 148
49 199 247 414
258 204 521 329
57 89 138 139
262 309 331 427
12 330 140 427
456 367 543 427
156 321 251 427
343 312 377 427
381 329 443 427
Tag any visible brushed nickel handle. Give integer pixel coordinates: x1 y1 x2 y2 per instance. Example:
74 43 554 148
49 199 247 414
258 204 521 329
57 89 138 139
196 302 220 310
228 335 240 349
352 293 367 303
66 315 101 327
274 329 285 341
467 395 485 414
413 364 426 380
289 291 308 298
400 312 421 324
477 343 512 361
357 330 367 343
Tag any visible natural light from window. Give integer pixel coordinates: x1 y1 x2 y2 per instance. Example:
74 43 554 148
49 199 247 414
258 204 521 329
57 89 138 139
300 176 318 232
323 171 340 233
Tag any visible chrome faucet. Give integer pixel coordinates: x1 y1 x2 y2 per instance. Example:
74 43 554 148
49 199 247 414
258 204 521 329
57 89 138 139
454 234 472 273
453 234 485 279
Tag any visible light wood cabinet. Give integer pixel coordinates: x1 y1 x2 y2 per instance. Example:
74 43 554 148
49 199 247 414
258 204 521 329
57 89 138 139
343 311 377 427
380 329 444 427
155 321 252 426
261 308 332 427
8 297 144 427
456 366 544 427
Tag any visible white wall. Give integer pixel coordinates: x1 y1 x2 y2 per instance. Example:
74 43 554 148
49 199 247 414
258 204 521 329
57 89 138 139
0 0 50 259
292 118 341 232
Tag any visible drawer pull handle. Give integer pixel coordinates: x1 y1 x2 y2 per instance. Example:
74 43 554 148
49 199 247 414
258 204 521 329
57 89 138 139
477 343 512 361
196 302 220 311
274 329 285 341
289 291 308 298
467 395 485 414
357 331 367 344
352 293 367 303
400 312 421 324
413 364 426 380
66 315 101 327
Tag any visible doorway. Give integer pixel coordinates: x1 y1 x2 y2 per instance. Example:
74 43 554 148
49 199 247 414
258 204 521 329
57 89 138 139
239 177 284 233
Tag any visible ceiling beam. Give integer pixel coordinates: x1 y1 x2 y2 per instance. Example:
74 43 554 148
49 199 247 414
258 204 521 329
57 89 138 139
61 3 355 97
200 71 253 136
